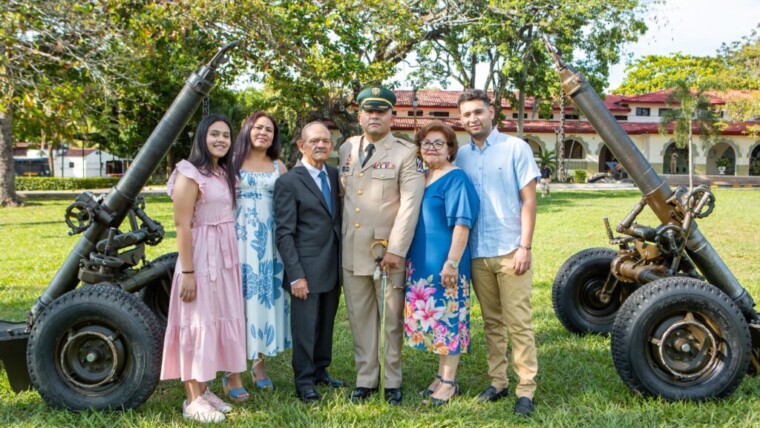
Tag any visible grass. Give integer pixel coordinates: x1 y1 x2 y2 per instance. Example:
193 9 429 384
1 189 759 427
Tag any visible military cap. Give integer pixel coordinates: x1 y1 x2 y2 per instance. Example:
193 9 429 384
357 86 396 111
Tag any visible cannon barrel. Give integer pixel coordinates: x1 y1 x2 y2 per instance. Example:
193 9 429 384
29 42 239 321
545 40 757 319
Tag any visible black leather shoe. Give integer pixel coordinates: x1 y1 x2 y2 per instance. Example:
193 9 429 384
350 387 378 403
316 376 345 388
514 396 534 416
477 386 509 402
384 388 403 405
298 388 321 404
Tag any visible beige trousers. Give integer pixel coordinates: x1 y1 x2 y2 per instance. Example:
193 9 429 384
343 269 406 389
471 254 538 399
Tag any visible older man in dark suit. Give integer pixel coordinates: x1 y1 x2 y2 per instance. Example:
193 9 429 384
274 121 343 404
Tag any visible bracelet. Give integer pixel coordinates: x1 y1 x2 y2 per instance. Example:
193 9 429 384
181 270 195 274
519 245 532 251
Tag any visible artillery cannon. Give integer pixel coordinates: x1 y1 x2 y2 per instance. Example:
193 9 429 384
0 42 238 410
546 38 760 401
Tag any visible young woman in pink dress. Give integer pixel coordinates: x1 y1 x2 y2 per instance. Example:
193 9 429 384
160 114 247 423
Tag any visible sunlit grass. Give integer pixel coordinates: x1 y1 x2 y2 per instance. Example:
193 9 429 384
1 189 759 427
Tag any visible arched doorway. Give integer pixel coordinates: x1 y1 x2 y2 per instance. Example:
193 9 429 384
598 144 616 173
663 143 688 174
561 138 585 172
706 142 736 175
525 138 543 158
750 145 760 176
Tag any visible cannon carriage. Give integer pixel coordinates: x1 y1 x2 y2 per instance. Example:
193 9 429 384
0 42 237 410
545 39 760 401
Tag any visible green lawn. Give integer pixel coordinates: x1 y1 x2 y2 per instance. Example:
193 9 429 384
1 189 759 427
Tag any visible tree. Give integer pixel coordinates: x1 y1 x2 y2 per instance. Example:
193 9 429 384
413 0 653 136
658 80 722 191
613 54 724 95
212 1 473 166
1 1 176 206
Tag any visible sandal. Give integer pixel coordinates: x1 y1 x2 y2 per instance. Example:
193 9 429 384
418 374 442 397
428 379 459 407
222 372 250 402
252 358 274 390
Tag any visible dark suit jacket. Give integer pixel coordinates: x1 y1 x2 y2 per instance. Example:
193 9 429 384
274 163 341 294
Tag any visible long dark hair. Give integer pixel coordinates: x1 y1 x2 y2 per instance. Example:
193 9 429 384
233 111 281 174
187 114 237 207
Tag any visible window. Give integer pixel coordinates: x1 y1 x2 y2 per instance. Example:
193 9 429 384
429 111 449 117
511 113 528 119
564 114 579 120
614 115 628 121
658 108 672 116
636 107 650 116
407 111 422 117
68 162 75 168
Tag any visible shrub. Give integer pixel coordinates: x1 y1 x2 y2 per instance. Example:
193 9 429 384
16 177 121 191
573 169 588 183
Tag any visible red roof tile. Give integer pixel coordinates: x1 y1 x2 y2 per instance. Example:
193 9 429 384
392 90 630 112
620 90 725 106
389 117 759 136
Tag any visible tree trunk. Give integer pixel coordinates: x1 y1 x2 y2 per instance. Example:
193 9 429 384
0 106 22 206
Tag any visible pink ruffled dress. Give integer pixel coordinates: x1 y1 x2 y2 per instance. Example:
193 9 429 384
160 160 247 382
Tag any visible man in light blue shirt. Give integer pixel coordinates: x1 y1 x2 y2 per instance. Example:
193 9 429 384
454 89 539 417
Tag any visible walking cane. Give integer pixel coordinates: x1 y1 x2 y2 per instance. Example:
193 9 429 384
370 240 389 397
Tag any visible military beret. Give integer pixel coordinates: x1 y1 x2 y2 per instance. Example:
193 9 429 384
357 86 396 111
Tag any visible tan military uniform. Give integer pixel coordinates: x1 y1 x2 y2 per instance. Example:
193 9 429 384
339 132 424 389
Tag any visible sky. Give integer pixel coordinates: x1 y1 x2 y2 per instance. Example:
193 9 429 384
606 0 760 90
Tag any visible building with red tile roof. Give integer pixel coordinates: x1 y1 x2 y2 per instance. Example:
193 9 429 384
370 89 760 178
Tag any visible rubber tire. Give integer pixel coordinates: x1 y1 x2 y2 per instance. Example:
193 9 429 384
552 247 636 335
611 277 751 401
139 252 177 327
27 286 162 410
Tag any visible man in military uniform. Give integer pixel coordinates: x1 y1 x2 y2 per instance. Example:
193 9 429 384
339 86 424 405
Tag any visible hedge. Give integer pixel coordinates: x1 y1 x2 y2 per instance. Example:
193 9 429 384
16 176 167 191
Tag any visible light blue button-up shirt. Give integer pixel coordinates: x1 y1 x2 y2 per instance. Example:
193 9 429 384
454 128 540 258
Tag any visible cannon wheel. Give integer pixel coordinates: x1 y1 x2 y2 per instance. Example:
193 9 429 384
552 247 636 335
611 277 751 401
27 285 162 410
139 252 177 326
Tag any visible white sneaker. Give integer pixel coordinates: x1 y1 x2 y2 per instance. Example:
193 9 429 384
202 388 233 414
183 396 226 423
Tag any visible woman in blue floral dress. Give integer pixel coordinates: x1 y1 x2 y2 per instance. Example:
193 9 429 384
232 112 291 392
404 121 479 406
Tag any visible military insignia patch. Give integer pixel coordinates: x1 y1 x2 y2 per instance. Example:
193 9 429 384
372 162 396 169
371 87 381 95
345 154 352 166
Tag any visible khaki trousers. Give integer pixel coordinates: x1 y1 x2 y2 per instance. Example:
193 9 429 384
472 254 538 398
343 269 406 389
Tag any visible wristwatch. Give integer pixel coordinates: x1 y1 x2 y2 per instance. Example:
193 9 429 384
446 259 459 269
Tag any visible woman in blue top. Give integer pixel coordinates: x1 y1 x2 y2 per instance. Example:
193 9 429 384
404 120 479 406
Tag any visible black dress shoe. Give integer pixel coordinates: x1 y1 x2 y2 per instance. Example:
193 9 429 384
350 387 378 403
384 388 403 405
514 396 534 416
477 386 509 402
316 376 345 388
298 388 321 404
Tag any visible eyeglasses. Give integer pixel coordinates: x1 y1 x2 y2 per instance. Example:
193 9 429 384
420 139 446 150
